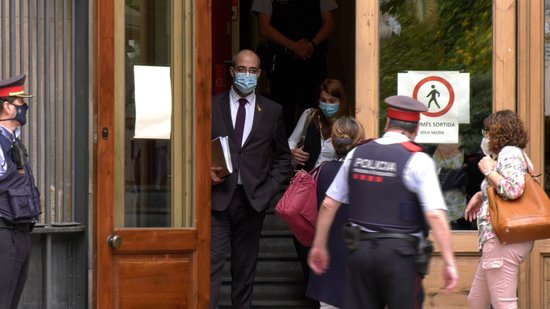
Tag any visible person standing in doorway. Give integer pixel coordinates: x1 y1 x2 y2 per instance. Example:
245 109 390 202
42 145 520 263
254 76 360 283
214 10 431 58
309 95 459 308
0 74 41 309
251 0 338 136
210 49 292 309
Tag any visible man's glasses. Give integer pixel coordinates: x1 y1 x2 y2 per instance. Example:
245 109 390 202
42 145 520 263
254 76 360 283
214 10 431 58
234 66 259 75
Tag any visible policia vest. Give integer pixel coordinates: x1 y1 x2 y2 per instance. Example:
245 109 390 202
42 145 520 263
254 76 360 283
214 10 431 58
0 134 41 223
348 140 427 234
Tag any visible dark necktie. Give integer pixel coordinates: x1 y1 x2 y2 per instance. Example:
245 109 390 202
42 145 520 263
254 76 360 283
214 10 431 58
234 98 247 146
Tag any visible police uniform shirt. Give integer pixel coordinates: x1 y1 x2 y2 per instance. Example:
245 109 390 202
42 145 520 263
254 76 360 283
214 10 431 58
0 125 21 177
251 0 339 16
326 131 447 213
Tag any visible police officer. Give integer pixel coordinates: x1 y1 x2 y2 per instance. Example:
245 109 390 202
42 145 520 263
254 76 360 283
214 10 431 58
308 95 459 308
0 75 41 309
251 0 338 136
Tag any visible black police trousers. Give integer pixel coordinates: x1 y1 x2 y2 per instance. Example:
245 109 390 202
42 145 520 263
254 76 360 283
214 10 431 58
0 227 32 309
346 237 424 309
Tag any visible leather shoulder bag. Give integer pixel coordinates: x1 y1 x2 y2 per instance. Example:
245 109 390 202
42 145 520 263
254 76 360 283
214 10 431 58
488 152 550 244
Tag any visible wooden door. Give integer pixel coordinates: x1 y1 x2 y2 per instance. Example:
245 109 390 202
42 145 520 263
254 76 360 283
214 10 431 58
93 0 211 308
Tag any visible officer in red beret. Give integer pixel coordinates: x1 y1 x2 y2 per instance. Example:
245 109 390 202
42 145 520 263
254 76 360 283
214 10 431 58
0 74 41 308
308 95 459 308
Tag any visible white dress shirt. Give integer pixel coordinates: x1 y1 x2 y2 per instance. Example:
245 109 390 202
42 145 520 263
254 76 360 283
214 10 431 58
288 109 337 168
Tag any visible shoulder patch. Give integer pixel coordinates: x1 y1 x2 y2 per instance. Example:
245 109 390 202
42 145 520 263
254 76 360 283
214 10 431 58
400 141 423 152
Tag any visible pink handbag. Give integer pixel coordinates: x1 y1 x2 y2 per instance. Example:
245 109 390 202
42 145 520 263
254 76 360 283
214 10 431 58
275 165 322 246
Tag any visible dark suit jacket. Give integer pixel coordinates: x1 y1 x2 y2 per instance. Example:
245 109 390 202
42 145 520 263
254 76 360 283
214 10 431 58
212 91 291 212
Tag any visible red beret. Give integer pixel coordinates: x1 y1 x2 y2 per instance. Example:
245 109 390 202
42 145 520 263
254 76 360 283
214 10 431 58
384 95 427 122
0 74 33 98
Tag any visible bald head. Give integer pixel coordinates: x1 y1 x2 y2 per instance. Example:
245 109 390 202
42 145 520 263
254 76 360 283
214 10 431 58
232 49 261 68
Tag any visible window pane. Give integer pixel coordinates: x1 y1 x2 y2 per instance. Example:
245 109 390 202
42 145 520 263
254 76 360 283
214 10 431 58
123 0 172 227
379 1 493 230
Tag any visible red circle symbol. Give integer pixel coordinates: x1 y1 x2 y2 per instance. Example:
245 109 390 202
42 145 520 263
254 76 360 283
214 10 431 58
412 76 454 118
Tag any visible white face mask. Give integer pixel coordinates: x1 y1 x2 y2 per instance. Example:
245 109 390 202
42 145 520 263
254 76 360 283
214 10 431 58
480 137 491 155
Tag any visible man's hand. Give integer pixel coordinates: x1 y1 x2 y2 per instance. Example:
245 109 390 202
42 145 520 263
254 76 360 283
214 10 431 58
211 167 225 185
308 245 329 275
292 39 314 59
442 264 459 294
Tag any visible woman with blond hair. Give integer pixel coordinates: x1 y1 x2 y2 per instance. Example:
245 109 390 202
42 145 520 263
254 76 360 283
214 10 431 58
306 116 364 309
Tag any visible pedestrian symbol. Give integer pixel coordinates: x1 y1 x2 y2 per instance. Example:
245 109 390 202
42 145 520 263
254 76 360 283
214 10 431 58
427 85 440 109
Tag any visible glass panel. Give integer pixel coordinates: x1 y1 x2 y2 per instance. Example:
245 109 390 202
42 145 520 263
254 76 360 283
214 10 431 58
379 1 493 230
123 0 172 227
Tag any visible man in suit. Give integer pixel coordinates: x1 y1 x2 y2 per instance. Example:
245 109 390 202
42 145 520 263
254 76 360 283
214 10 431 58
210 49 292 309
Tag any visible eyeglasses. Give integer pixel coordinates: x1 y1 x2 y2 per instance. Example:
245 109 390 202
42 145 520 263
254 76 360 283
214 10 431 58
234 66 259 75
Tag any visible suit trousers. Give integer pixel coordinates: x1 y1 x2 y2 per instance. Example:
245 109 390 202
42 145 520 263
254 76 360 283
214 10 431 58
210 188 266 309
346 238 423 309
467 238 532 309
0 228 32 309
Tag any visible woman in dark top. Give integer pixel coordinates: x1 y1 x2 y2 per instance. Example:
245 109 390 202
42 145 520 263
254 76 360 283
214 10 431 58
288 78 353 172
306 116 364 309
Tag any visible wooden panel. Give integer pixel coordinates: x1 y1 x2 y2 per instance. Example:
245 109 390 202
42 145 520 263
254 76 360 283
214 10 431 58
493 0 516 111
517 0 546 308
194 0 212 307
94 0 116 307
115 254 193 308
112 229 198 253
423 256 479 308
355 1 379 138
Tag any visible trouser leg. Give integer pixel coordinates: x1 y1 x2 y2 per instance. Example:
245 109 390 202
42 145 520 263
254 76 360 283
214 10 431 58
0 229 32 309
210 210 231 309
229 189 265 309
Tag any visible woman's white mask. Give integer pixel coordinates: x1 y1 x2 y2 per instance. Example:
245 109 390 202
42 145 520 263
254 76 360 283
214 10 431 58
480 137 491 156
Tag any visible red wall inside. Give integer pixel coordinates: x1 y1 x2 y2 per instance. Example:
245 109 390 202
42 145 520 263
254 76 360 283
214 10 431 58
211 1 232 94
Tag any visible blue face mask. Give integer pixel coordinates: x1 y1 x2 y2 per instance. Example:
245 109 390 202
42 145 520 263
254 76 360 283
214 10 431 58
10 103 29 126
319 102 340 118
234 73 257 94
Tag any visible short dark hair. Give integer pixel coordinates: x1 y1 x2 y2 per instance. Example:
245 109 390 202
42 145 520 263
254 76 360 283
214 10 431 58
387 118 418 134
0 96 16 115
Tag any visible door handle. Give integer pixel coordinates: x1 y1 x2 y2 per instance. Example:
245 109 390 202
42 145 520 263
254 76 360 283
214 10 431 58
107 234 122 249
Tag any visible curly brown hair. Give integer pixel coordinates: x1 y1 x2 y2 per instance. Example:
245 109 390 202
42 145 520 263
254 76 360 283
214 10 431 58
485 110 528 154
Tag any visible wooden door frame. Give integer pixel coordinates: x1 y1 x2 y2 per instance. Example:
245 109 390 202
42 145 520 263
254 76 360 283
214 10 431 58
518 1 546 308
354 1 537 307
92 0 211 307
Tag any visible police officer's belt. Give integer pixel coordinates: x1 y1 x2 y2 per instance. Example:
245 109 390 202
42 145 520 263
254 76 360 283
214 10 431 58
360 232 418 244
0 218 34 232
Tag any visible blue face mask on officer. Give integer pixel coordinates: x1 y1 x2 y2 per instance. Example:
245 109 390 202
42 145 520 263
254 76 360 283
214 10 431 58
319 102 340 118
11 103 29 126
234 73 258 94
